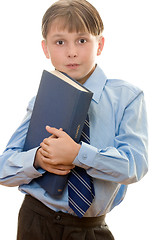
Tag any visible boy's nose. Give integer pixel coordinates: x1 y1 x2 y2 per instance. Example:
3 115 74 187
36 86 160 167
67 44 78 58
68 53 77 58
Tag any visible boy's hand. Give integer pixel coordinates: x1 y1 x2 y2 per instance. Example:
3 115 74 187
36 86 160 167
34 126 81 175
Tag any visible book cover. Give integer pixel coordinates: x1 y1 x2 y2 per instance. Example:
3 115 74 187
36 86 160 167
23 70 93 196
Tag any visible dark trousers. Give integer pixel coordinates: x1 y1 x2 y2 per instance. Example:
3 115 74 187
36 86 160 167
17 195 115 240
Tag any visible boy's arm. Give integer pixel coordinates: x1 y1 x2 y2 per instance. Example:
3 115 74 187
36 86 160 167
0 110 43 187
74 92 148 185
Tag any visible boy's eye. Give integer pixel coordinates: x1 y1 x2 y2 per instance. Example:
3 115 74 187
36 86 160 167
56 40 64 45
79 39 87 44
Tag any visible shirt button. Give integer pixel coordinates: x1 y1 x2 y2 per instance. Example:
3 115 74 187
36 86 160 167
55 215 61 221
82 154 87 160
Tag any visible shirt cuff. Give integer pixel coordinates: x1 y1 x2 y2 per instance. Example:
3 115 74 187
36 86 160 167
73 142 98 169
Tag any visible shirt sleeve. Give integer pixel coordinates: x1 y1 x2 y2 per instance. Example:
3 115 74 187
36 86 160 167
0 102 43 187
73 92 148 185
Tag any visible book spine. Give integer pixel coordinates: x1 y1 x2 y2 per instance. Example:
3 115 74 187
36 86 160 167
68 91 92 143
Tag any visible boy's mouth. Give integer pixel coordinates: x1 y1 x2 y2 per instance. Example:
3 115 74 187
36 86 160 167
66 64 80 69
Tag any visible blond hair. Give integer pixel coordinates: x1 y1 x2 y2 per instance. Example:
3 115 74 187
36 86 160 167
42 0 104 39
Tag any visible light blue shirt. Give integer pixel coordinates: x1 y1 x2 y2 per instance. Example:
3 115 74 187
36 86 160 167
0 65 148 217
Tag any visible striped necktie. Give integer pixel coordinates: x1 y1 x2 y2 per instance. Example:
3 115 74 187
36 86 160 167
68 115 95 217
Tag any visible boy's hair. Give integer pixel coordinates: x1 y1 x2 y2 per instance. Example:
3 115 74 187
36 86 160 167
42 0 104 39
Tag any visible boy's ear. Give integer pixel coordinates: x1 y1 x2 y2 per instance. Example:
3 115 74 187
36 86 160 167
41 40 50 59
97 36 105 56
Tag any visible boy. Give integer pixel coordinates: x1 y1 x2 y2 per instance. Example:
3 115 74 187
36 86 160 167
0 0 148 239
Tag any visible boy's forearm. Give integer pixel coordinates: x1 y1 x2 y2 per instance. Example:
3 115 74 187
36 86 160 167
0 147 42 187
74 141 148 185
0 108 43 187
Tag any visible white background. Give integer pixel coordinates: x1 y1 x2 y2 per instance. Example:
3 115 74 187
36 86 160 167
0 0 159 239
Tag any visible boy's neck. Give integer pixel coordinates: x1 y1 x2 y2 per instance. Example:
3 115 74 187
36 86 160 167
76 65 96 85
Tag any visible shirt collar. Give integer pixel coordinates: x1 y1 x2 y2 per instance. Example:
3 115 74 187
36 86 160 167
83 65 107 103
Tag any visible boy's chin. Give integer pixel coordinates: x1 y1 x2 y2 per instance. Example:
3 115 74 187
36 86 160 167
54 67 87 84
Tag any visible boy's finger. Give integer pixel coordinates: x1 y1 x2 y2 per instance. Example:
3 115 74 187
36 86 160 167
47 128 63 139
46 126 64 137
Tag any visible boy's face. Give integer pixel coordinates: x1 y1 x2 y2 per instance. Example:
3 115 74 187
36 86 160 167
42 20 104 84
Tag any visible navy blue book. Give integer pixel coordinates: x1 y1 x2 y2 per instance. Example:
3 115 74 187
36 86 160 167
23 70 93 196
